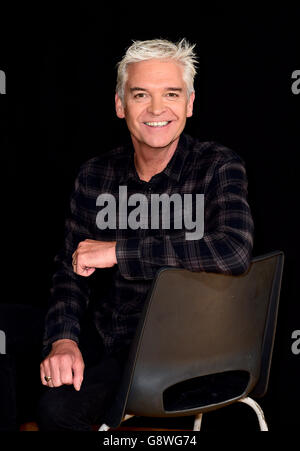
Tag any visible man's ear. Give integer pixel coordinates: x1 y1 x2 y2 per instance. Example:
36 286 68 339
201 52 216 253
186 91 195 118
115 93 125 119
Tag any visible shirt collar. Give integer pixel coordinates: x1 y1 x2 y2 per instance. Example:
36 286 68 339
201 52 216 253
119 133 190 184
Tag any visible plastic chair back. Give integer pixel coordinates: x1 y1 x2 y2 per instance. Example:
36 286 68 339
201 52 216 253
105 251 284 426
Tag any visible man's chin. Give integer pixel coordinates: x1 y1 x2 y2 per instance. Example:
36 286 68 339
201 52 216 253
134 135 180 151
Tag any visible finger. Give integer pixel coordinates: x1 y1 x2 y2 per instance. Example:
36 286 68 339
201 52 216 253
72 251 77 264
83 266 96 276
72 360 85 391
76 265 96 277
59 358 74 386
72 252 78 273
40 360 54 388
49 357 62 388
40 362 47 386
72 261 78 273
75 254 90 276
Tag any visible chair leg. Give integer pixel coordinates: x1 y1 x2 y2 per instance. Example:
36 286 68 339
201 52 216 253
123 414 135 422
238 397 268 431
98 414 135 431
98 423 110 431
193 413 203 431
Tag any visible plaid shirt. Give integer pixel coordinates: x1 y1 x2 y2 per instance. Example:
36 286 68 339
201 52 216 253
43 133 254 356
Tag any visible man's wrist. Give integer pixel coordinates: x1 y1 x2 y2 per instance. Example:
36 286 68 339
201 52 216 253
52 338 78 348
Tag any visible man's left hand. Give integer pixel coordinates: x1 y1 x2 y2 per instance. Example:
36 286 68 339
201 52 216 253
72 239 117 277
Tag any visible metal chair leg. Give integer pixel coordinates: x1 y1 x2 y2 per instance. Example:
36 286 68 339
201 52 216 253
238 396 268 431
98 414 135 431
98 423 110 431
193 413 203 431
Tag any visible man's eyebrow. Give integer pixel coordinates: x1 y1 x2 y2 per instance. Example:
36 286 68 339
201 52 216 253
165 87 183 92
129 87 148 93
129 87 183 93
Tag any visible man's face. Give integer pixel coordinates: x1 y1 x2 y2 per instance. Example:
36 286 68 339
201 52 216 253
115 59 195 150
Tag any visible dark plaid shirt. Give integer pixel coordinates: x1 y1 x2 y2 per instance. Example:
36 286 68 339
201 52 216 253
43 133 254 356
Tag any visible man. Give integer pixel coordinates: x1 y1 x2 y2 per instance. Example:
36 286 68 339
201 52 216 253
37 38 254 430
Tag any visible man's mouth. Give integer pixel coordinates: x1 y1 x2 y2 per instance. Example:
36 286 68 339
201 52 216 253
143 121 171 128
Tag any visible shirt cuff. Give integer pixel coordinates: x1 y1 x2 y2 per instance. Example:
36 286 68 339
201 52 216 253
42 323 80 358
116 237 152 280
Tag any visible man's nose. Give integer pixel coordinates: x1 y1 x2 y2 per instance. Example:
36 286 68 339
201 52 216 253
147 95 166 116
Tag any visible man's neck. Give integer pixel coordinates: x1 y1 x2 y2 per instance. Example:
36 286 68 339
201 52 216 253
132 137 180 182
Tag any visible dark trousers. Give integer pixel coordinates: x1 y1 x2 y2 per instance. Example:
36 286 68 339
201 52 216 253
0 303 129 431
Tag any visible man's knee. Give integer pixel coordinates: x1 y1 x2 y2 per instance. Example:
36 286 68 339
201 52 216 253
37 387 65 431
37 386 90 431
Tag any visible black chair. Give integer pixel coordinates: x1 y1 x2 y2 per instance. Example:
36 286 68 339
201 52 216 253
99 251 284 431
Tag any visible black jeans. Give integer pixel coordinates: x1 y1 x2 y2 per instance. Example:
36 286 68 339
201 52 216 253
0 303 130 431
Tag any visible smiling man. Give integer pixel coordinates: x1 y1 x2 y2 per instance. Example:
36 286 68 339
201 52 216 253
116 58 194 159
37 39 254 431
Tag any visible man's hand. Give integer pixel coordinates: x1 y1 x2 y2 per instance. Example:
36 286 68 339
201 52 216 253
40 339 84 391
72 239 117 277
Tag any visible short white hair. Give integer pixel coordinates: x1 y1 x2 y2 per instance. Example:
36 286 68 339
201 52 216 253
116 38 198 103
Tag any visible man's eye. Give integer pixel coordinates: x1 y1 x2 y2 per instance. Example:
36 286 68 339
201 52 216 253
134 93 147 99
166 92 179 98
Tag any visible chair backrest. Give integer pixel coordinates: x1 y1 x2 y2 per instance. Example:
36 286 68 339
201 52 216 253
105 251 284 427
249 252 284 397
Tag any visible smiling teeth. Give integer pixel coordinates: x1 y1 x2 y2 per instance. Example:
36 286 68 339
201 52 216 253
145 121 169 127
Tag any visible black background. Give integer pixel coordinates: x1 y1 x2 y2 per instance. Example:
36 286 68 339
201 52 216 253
0 5 299 430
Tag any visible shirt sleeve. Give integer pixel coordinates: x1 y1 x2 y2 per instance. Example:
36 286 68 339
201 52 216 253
42 164 92 356
116 158 254 280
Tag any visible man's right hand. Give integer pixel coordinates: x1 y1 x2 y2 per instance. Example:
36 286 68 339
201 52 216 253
40 339 85 391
